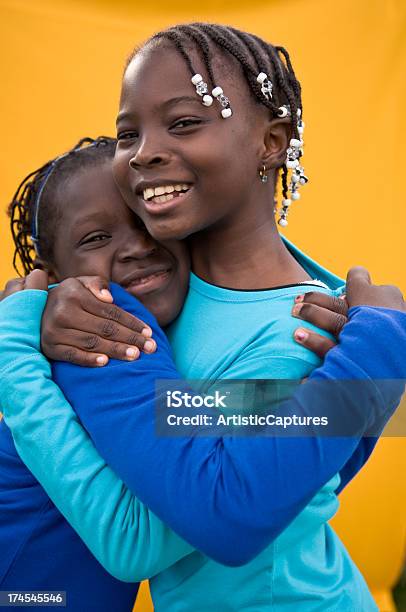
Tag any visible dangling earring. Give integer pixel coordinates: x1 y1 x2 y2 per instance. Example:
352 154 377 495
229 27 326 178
259 165 268 183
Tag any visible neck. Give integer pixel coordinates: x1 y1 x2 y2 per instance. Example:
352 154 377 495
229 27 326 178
188 205 311 290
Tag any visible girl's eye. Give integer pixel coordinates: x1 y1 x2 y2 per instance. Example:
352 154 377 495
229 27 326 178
171 118 202 130
117 131 138 141
80 233 111 246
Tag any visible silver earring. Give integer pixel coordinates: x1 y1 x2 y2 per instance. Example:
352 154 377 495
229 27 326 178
259 165 268 183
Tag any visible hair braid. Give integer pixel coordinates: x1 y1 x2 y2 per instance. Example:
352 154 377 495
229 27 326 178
8 136 116 276
132 23 305 224
178 25 216 89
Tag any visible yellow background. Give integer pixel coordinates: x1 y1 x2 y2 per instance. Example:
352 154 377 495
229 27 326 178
0 1 405 610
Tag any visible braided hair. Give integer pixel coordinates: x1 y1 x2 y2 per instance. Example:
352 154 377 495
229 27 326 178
8 136 116 276
127 23 303 208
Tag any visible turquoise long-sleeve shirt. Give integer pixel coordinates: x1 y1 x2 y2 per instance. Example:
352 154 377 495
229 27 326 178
0 256 404 609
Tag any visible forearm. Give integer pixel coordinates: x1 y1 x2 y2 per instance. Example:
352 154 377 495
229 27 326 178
0 291 193 581
1 289 404 566
61 298 404 564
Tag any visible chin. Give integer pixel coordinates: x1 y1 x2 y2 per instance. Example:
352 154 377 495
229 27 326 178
143 217 195 242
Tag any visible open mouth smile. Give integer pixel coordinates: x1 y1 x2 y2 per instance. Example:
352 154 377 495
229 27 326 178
143 183 191 204
122 268 172 296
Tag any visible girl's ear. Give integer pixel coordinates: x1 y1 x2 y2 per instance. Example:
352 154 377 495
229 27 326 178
33 258 57 284
261 118 292 169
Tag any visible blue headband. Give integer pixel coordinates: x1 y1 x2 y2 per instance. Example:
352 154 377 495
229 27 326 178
30 142 100 256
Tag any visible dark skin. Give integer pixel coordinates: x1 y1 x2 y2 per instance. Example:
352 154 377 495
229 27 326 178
47 162 190 330
114 42 310 290
5 42 403 364
5 162 190 364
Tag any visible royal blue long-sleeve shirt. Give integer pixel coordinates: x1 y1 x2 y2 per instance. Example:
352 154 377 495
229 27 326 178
0 285 404 579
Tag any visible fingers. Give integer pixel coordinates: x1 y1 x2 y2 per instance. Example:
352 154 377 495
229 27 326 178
47 345 111 368
292 300 348 338
1 278 25 300
79 294 153 340
25 269 49 291
44 327 156 364
77 276 113 303
293 328 337 358
295 291 349 317
346 266 372 288
344 266 405 310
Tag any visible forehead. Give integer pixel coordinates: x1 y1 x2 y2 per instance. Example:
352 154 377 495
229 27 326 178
57 163 128 224
119 42 256 120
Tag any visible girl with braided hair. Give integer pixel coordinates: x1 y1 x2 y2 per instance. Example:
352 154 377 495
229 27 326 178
1 23 405 611
1 136 194 609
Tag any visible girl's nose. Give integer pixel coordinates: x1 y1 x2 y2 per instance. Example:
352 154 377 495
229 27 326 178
118 228 158 261
129 137 171 170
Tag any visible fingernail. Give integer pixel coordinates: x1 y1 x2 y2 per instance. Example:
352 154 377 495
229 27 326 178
295 294 304 303
292 303 303 317
96 355 108 366
100 289 112 300
126 347 140 359
294 328 309 342
141 327 153 338
144 340 156 353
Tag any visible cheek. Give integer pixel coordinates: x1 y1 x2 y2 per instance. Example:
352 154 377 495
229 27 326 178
113 147 132 194
113 147 143 216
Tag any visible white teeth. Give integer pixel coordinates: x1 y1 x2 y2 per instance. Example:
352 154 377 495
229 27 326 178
144 188 155 200
154 194 175 203
154 186 166 196
143 184 190 201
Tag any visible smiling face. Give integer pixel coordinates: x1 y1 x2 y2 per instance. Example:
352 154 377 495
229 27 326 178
48 161 190 326
113 41 278 242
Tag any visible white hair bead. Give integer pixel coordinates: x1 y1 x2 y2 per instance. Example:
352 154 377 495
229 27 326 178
297 108 302 117
191 74 203 85
291 192 301 200
257 72 268 84
221 108 233 119
291 174 300 183
278 218 288 227
290 138 302 148
202 95 213 106
212 86 223 98
286 159 299 169
298 126 304 135
277 106 288 118
282 198 292 207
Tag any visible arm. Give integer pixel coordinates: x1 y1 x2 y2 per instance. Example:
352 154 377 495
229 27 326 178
0 289 194 582
1 280 404 569
290 288 398 491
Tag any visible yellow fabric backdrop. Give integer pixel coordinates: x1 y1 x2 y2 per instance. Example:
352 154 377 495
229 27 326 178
0 1 405 610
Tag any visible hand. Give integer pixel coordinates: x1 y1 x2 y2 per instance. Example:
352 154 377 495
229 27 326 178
292 266 405 358
41 276 156 367
0 270 48 301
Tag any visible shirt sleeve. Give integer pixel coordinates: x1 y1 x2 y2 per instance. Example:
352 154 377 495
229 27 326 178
0 285 404 570
0 289 194 582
